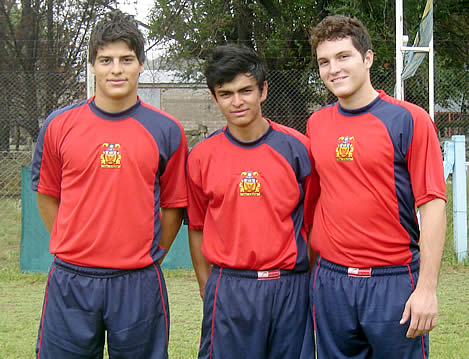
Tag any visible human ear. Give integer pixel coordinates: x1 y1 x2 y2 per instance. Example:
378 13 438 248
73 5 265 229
364 49 374 69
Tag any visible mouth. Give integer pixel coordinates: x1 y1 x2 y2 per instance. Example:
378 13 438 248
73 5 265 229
108 79 127 85
231 109 248 116
331 76 347 83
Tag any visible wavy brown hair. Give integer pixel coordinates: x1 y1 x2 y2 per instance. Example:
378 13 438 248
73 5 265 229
310 15 372 59
88 10 145 65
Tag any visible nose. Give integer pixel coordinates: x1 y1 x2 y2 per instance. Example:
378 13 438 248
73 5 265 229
232 93 243 107
111 59 123 74
328 59 340 74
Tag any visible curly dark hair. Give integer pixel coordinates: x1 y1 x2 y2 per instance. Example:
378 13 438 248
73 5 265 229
310 15 372 58
88 10 145 64
203 44 267 96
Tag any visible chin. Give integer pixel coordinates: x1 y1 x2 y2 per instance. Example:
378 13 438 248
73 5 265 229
328 88 352 99
106 91 131 99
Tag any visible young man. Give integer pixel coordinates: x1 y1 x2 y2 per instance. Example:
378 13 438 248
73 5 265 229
186 44 314 359
31 11 188 359
302 15 446 358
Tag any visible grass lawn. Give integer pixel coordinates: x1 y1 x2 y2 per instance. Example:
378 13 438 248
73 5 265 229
1 195 468 358
0 270 203 359
431 266 469 358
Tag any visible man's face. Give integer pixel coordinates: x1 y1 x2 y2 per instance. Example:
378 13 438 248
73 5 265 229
212 73 267 133
316 37 373 103
91 40 143 111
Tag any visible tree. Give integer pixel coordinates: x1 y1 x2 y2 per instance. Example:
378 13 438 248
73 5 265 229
148 0 467 130
148 0 321 131
0 0 116 151
147 1 397 131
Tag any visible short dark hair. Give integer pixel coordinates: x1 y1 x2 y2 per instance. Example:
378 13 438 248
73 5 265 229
88 10 145 64
310 15 372 58
203 44 267 96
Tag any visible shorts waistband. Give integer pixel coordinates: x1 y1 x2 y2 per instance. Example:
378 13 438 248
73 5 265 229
316 257 419 277
212 265 307 280
53 257 156 278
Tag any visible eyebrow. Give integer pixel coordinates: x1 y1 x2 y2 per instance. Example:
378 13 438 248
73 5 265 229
96 54 137 59
317 50 352 61
336 50 352 56
216 85 254 94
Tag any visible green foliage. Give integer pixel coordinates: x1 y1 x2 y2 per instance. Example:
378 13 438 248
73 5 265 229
149 0 316 73
323 0 397 68
435 62 468 113
147 1 468 124
0 0 118 145
433 0 468 69
147 0 467 83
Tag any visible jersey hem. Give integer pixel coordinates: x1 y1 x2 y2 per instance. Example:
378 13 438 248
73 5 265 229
160 199 188 208
415 192 447 207
34 186 60 199
188 224 203 231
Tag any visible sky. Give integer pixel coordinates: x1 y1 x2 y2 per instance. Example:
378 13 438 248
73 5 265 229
118 0 153 24
117 0 166 59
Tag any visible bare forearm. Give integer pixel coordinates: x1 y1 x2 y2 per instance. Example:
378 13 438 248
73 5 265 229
417 198 446 290
36 192 59 233
159 207 184 263
188 229 211 297
400 197 446 337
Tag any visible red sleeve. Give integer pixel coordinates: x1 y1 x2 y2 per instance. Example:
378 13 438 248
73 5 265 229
159 122 188 208
34 119 63 198
186 151 208 230
303 119 321 228
405 106 446 207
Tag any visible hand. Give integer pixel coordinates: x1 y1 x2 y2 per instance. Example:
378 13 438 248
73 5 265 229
199 285 205 300
400 287 438 338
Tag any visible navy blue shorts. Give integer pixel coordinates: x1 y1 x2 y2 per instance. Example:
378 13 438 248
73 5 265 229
36 257 170 359
198 265 310 359
304 257 428 359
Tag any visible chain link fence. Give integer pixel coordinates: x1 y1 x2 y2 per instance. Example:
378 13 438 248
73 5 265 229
1 66 467 255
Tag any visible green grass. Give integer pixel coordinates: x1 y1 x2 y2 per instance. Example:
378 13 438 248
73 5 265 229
0 198 203 359
442 178 469 265
430 266 469 358
0 270 203 359
0 196 468 358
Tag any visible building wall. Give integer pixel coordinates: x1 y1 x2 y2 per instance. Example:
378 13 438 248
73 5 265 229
139 84 226 148
160 86 225 134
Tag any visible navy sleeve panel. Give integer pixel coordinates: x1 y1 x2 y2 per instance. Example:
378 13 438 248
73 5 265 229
31 100 88 192
264 128 312 272
132 105 182 177
370 98 420 248
371 98 413 158
206 128 225 140
264 130 312 184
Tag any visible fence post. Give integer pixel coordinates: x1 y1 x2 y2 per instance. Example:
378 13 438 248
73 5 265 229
443 140 455 181
452 135 467 263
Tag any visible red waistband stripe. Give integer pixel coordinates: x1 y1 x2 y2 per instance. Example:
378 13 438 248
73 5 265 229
347 267 372 277
257 270 281 280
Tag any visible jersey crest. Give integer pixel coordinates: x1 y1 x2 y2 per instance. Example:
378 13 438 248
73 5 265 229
336 136 355 161
239 171 261 197
100 143 121 168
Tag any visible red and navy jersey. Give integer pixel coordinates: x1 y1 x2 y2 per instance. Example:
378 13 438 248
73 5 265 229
304 90 446 268
31 98 188 269
186 119 313 271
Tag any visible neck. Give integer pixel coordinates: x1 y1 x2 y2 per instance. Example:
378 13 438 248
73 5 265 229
228 117 269 142
93 94 138 113
339 84 379 110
